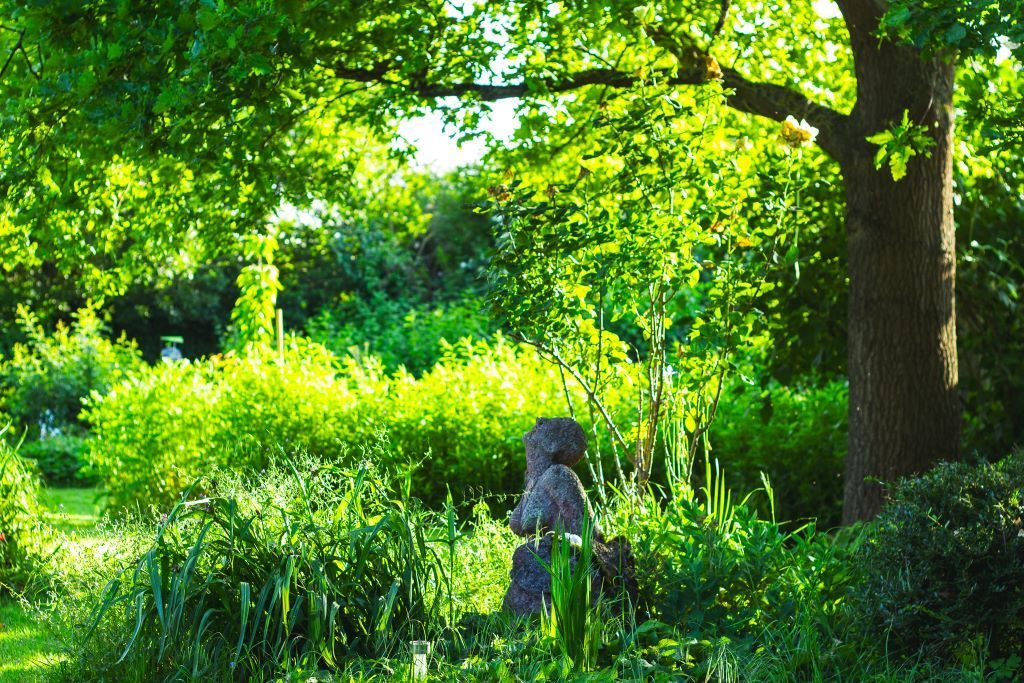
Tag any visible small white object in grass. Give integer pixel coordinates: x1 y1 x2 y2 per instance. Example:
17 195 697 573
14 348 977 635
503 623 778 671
411 640 431 680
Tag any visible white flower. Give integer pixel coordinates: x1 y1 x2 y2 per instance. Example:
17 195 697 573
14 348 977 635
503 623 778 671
780 115 819 148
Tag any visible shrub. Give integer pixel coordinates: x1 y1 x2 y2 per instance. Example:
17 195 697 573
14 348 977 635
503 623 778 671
619 465 857 640
0 427 52 595
353 339 582 506
19 434 97 487
0 305 142 439
854 451 1024 666
83 339 355 510
85 338 581 512
307 293 493 375
604 463 874 680
0 306 142 485
709 379 848 526
58 457 514 682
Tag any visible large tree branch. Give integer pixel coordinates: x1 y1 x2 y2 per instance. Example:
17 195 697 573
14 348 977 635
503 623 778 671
334 61 851 163
720 66 850 161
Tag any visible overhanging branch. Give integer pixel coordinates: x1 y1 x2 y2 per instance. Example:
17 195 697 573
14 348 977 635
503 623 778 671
720 67 850 161
334 61 851 163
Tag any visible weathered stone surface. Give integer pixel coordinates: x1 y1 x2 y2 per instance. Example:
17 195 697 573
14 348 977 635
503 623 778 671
501 532 639 614
503 417 638 615
510 464 593 537
523 417 586 472
510 418 594 537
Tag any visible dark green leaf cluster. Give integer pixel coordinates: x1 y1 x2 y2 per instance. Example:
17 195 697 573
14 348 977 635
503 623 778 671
308 294 494 376
880 0 1023 149
710 378 848 527
881 0 1023 58
19 433 95 487
854 451 1024 665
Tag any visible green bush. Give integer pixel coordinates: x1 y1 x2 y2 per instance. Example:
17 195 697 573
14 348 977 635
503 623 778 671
83 338 356 510
854 452 1024 666
709 379 848 527
84 337 579 512
615 466 860 665
58 456 514 682
307 293 493 375
0 306 143 439
19 434 97 487
0 306 142 486
0 427 52 595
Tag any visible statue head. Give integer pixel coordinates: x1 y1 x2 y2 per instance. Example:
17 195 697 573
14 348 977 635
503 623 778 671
523 417 586 475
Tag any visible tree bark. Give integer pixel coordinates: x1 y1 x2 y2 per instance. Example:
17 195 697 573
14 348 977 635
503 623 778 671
840 19 961 523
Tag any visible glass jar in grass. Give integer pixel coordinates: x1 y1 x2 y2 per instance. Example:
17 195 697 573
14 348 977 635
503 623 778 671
410 640 431 680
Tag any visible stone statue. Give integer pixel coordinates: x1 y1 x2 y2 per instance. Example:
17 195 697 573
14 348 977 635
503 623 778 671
503 417 637 615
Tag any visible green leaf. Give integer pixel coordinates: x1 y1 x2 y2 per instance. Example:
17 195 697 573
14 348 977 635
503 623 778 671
943 23 967 45
153 89 176 114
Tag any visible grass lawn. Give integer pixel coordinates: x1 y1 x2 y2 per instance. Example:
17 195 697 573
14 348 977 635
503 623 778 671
39 488 105 537
0 602 61 682
0 487 102 683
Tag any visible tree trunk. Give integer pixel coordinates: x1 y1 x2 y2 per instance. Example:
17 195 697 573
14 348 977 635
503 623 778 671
840 27 961 523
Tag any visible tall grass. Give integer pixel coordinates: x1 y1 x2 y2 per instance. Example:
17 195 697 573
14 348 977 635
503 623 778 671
537 513 602 672
0 426 53 596
59 453 487 682
45 440 1007 682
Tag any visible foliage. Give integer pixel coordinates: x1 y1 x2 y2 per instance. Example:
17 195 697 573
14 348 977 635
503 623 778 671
308 294 493 376
83 338 587 512
59 457 513 682
537 514 602 672
711 379 848 527
489 81 807 487
749 57 1024 458
24 445 1011 682
880 0 1023 150
82 340 343 511
954 58 1024 459
19 434 96 487
0 0 851 300
880 0 1023 57
866 110 937 181
105 262 239 361
227 233 282 352
0 305 142 440
0 306 140 487
854 451 1024 665
0 427 51 595
614 464 861 670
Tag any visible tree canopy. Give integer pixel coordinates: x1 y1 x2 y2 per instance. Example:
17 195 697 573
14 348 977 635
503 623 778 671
2 0 1022 520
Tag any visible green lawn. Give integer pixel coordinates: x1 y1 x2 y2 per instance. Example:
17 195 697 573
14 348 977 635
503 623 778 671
0 487 103 683
0 602 60 682
39 488 105 537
